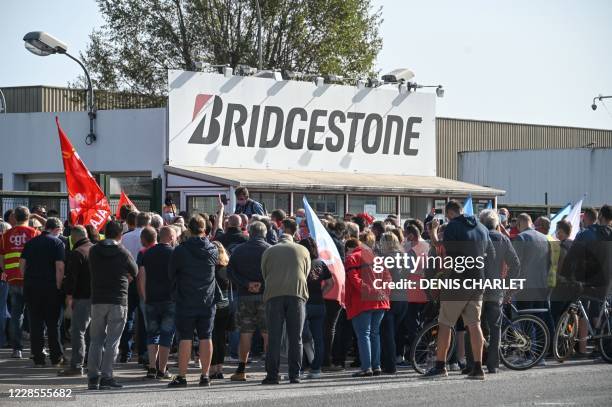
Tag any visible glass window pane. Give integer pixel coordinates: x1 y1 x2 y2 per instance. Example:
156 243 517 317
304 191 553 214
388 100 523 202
187 196 217 216
28 181 61 192
349 195 396 218
109 176 152 196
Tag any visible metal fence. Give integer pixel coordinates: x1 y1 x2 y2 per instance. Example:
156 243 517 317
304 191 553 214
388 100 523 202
1 191 152 223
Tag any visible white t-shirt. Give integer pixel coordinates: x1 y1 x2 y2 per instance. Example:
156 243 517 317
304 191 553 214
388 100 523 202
121 227 143 261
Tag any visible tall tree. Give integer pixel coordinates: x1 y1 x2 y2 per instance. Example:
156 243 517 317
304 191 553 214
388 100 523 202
81 0 383 97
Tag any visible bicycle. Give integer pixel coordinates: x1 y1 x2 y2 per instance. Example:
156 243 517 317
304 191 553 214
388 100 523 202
499 303 550 370
410 302 549 373
553 297 612 363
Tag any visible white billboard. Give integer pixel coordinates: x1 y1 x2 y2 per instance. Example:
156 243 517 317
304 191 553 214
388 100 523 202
168 70 436 176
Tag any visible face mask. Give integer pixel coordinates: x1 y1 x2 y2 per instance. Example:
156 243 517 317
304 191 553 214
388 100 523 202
296 216 303 225
499 214 507 223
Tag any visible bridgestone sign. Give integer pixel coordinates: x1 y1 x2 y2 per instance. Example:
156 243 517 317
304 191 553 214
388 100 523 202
168 70 436 176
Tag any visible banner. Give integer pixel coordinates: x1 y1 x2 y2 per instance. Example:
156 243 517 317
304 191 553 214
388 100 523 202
56 117 111 232
115 191 137 219
548 203 572 237
303 196 345 306
566 196 584 240
464 194 474 216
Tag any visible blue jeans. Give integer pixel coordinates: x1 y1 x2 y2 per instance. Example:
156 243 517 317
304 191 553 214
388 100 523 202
119 291 147 360
145 302 176 347
0 281 8 347
380 301 409 372
9 285 25 351
351 309 385 371
304 303 326 372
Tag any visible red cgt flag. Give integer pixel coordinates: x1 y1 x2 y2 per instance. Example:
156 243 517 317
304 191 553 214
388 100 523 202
56 117 111 232
115 191 137 219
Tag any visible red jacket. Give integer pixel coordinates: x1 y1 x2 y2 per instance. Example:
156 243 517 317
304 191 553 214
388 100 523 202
344 245 390 320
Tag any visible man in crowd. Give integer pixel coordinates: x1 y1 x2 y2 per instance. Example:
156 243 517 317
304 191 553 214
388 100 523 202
475 209 521 373
424 200 494 380
555 204 612 359
168 216 218 387
0 206 39 359
513 213 554 338
119 211 150 365
88 220 138 390
58 225 93 376
234 187 265 218
21 217 65 367
227 221 271 381
138 226 177 380
261 233 311 384
216 214 248 253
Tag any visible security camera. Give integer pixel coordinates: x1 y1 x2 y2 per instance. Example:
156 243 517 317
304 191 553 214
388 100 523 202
591 103 597 111
381 68 415 83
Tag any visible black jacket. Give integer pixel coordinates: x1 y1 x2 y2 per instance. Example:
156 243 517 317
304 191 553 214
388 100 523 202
443 214 495 280
227 236 271 297
169 236 218 313
557 224 612 300
64 238 93 299
89 239 138 306
215 227 248 253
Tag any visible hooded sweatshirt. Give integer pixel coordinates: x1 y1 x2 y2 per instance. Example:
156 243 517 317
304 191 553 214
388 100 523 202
169 236 218 314
558 224 612 300
89 239 138 306
443 214 495 280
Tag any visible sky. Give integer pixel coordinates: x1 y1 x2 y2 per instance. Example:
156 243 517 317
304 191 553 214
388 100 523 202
1 0 612 129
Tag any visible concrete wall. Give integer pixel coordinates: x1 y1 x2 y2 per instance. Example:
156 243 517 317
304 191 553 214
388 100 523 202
458 148 612 207
0 108 166 191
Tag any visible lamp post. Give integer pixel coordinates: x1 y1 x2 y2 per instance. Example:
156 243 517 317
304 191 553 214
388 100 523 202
591 95 612 111
23 31 97 144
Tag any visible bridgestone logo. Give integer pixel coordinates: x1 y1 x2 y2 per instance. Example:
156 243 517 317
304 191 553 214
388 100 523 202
188 95 423 156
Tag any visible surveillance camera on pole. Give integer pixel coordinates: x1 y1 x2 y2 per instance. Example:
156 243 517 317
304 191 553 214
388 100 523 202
591 94 612 111
381 68 415 84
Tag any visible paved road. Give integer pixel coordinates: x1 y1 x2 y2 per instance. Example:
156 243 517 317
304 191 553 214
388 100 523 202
1 347 611 406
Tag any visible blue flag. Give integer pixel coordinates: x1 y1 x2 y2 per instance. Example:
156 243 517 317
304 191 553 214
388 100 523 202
486 200 493 210
548 203 572 237
464 194 474 216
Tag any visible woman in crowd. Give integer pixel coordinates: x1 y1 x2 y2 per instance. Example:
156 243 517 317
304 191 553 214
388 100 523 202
209 241 233 379
299 237 334 379
344 238 391 377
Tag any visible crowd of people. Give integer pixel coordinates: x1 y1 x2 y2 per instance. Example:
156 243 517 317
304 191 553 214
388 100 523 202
0 186 610 389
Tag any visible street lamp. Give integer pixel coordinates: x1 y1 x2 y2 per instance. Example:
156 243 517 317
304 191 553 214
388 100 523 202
23 31 97 144
591 94 612 111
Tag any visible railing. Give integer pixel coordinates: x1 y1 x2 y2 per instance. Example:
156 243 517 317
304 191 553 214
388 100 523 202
0 191 151 222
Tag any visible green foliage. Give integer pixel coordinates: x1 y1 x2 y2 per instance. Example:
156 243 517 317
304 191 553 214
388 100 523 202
81 0 383 96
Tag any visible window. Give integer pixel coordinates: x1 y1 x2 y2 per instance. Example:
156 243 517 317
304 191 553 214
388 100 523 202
400 196 433 220
248 192 290 214
293 193 345 215
109 176 152 196
28 181 61 192
349 195 396 217
187 196 218 216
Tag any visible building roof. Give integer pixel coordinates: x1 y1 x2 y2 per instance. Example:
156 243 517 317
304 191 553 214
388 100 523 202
165 165 505 197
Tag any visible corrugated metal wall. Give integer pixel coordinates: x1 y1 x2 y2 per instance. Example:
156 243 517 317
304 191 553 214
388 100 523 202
459 149 612 207
1 86 166 113
437 117 612 179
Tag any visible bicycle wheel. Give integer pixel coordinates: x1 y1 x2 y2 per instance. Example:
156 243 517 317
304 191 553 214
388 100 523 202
500 315 549 370
553 309 579 362
598 309 612 363
410 320 456 374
